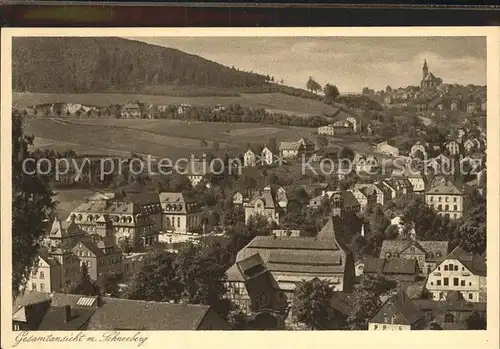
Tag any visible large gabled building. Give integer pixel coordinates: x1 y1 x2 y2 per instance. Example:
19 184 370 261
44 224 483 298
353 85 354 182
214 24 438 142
425 180 464 219
426 246 487 303
226 218 355 309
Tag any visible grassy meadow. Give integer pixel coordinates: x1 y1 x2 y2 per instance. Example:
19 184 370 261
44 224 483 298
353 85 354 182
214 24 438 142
13 92 340 117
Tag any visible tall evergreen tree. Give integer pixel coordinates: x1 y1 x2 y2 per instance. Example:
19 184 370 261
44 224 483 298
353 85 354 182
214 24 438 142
12 113 56 298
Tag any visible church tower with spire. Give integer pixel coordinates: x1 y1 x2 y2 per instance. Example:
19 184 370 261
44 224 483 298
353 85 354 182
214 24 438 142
422 59 428 79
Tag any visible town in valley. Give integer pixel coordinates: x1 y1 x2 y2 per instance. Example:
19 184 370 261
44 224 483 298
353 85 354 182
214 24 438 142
11 36 487 331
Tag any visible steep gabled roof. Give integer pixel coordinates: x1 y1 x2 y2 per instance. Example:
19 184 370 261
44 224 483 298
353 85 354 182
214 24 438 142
426 180 463 195
370 292 425 326
444 246 486 276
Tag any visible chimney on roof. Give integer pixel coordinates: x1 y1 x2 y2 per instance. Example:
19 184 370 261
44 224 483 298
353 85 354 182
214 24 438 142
63 305 71 323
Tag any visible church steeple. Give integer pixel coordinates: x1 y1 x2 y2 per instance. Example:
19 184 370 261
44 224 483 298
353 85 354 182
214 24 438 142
423 59 429 79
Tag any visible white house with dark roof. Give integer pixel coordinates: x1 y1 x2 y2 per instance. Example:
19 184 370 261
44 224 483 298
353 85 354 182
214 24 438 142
426 246 486 303
425 180 464 219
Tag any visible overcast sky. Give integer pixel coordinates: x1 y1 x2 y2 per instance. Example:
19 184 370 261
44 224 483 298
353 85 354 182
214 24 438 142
127 36 486 93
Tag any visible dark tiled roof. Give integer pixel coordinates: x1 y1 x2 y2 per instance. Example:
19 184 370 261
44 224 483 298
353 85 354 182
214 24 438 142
370 292 424 326
247 236 339 251
37 306 95 330
426 180 463 195
38 249 61 267
329 292 354 316
124 191 160 206
363 257 417 275
74 240 104 257
13 291 229 330
379 240 448 262
446 246 486 276
87 299 214 330
414 299 486 313
244 269 279 300
342 191 360 208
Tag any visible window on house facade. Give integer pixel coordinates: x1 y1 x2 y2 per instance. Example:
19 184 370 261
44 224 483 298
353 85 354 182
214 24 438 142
399 326 403 330
437 280 441 286
438 197 442 202
382 325 387 330
39 271 45 279
445 197 449 202
454 205 457 211
448 263 453 270
32 283 37 290
438 205 442 210
40 283 45 291
461 280 465 286
13 324 20 331
454 265 459 271
444 278 449 286
445 205 449 211
469 282 472 286
469 293 473 300
373 324 378 330
453 278 459 286
430 197 434 202
177 217 181 228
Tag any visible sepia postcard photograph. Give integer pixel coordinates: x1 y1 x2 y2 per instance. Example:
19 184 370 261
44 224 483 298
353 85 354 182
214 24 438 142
1 27 499 349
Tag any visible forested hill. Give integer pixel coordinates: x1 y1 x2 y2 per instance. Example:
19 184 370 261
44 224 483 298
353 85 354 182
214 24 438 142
12 37 273 93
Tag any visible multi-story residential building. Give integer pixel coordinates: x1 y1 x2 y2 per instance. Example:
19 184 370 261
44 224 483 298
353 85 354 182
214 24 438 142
27 249 65 293
425 154 452 174
244 148 260 167
122 189 163 232
446 141 462 156
348 187 377 212
244 186 288 225
375 141 399 157
72 237 123 283
426 246 486 303
308 190 361 217
425 180 464 219
368 292 426 331
379 239 449 277
159 192 203 235
278 141 304 159
261 147 275 166
318 124 336 136
68 195 159 248
27 219 88 293
392 167 427 194
226 218 354 310
355 183 391 205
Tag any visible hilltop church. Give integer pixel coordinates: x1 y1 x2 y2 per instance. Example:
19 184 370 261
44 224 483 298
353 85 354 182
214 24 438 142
420 60 442 90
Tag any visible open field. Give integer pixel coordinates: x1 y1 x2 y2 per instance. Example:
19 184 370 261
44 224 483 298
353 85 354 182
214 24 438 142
25 118 378 164
13 92 340 117
25 118 319 159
